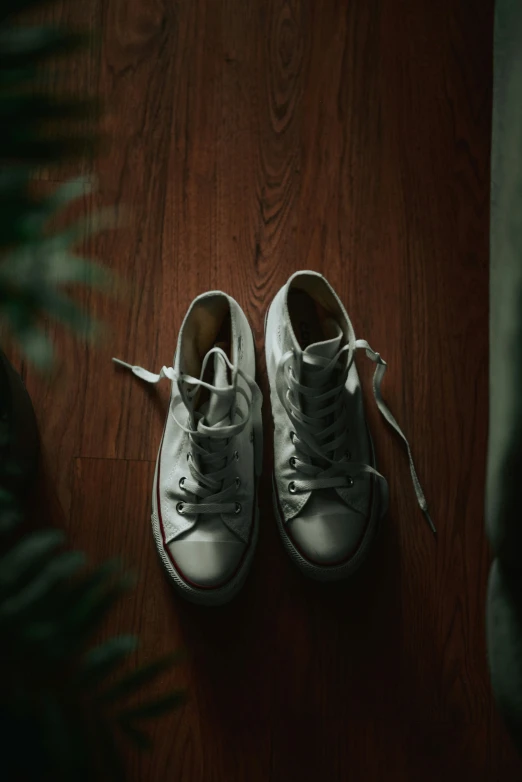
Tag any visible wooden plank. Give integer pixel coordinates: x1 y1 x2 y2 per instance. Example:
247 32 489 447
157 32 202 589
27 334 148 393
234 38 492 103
80 0 221 462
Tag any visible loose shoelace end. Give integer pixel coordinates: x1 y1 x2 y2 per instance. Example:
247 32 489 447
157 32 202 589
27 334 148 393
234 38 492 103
112 358 175 384
423 506 437 535
112 357 132 369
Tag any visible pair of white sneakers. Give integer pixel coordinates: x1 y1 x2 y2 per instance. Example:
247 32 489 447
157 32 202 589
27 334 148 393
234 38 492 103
114 271 434 606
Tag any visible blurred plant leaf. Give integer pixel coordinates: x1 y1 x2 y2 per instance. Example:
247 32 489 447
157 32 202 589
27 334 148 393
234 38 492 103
118 691 186 722
0 94 97 124
0 550 85 622
33 289 98 337
41 174 90 212
0 10 112 366
1 135 99 165
64 570 136 647
0 190 115 366
99 652 183 705
0 27 89 64
118 720 152 750
0 528 64 595
10 323 53 368
80 635 138 688
47 254 111 288
65 558 125 604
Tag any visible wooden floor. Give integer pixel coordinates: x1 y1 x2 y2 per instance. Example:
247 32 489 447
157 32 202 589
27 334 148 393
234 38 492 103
12 0 522 779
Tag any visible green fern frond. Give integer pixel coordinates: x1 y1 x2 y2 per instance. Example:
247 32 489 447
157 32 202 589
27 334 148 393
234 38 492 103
0 5 183 781
0 1 109 366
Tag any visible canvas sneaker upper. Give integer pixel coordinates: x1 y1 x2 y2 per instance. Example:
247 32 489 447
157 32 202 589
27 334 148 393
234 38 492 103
114 291 262 600
265 271 433 572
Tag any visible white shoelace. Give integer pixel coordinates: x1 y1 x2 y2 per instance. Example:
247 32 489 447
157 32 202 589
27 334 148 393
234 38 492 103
113 348 262 516
276 339 436 533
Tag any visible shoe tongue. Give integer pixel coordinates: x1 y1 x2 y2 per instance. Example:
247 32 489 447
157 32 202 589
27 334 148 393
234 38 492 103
191 348 234 529
297 319 344 469
302 319 344 385
199 348 234 429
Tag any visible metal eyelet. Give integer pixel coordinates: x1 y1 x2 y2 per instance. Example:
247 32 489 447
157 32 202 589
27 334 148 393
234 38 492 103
288 481 297 494
176 502 185 514
234 450 239 460
289 456 296 468
346 476 354 488
235 477 241 489
179 477 186 489
186 452 192 462
235 502 242 514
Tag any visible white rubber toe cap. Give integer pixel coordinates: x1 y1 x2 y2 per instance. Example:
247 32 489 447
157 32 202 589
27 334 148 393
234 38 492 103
168 540 246 588
287 493 367 565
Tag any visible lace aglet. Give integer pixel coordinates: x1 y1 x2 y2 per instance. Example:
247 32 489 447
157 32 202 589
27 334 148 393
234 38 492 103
112 357 133 370
112 358 167 384
423 506 437 535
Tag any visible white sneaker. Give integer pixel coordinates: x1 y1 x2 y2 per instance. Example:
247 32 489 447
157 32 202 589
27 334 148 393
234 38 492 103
113 292 263 605
265 271 434 580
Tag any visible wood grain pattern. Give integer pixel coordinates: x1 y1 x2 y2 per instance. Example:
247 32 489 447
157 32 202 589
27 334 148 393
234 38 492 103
17 0 522 779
